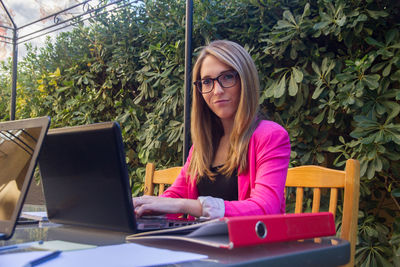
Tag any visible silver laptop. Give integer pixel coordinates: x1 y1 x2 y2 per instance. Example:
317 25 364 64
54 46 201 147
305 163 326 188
0 117 50 240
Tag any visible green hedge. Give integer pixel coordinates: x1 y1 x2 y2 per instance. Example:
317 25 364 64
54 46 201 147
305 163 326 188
1 0 399 265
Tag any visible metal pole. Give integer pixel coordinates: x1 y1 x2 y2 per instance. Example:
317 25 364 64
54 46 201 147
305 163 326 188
183 0 193 163
0 0 18 120
10 29 18 120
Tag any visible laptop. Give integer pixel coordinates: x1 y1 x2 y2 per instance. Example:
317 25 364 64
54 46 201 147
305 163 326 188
0 116 50 240
38 122 199 234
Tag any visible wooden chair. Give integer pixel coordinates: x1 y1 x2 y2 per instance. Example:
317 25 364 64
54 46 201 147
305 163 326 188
144 159 360 266
285 159 360 267
143 163 182 196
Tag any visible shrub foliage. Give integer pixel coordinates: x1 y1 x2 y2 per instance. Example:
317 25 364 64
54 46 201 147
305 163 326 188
1 0 399 265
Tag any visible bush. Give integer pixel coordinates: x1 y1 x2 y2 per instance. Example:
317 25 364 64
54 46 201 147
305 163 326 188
1 0 399 265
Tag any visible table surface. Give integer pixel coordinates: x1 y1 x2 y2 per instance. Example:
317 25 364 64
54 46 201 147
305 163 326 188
0 205 350 266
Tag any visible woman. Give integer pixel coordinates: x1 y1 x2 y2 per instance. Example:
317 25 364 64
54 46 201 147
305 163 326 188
133 40 290 219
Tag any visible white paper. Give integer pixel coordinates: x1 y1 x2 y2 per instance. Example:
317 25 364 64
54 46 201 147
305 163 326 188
20 211 48 220
0 243 208 267
31 240 96 251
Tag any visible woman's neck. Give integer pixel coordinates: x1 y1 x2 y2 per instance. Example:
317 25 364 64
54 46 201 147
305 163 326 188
221 117 234 137
212 118 234 167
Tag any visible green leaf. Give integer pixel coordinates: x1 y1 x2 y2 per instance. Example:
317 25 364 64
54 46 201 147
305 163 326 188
339 136 345 144
390 43 400 49
290 46 297 60
312 62 321 76
275 20 295 30
282 10 297 25
335 73 354 82
274 74 286 98
288 73 298 96
313 21 330 30
391 70 400 81
361 134 377 144
392 188 400 198
371 62 387 73
316 153 325 163
384 101 400 122
313 108 326 124
385 29 397 45
292 67 303 83
360 161 368 177
302 3 310 17
362 74 380 89
367 163 376 179
327 146 342 153
382 64 392 77
367 9 389 19
264 81 276 98
336 16 346 27
327 108 335 124
365 37 384 48
160 67 173 78
300 151 311 164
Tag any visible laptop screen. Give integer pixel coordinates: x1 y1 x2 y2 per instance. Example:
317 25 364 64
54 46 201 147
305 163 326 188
0 117 50 239
39 122 137 233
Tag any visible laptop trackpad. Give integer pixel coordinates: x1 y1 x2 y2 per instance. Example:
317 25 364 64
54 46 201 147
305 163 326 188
137 216 200 231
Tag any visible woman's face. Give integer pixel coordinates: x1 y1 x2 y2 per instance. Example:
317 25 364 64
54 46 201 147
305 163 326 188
199 55 241 124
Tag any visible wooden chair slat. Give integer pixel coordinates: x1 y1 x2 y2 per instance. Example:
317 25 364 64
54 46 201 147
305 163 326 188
144 163 182 196
312 188 321 213
329 188 338 218
295 187 304 213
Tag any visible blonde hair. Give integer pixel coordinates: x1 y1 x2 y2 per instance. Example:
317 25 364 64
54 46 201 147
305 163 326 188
188 40 260 181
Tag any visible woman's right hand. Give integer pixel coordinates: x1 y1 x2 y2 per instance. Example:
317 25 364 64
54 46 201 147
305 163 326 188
132 195 202 218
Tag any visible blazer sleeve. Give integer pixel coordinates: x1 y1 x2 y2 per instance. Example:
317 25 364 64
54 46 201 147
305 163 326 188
224 122 291 216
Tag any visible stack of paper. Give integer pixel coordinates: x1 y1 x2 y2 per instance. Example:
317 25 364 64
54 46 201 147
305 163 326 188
0 243 207 267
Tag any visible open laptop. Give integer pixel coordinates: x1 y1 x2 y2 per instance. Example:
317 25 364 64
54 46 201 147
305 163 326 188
38 122 199 234
0 116 50 240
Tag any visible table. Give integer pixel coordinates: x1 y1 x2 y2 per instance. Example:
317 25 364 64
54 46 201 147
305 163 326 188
1 206 350 266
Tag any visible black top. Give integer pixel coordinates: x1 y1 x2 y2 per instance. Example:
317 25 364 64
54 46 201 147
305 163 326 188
197 166 238 201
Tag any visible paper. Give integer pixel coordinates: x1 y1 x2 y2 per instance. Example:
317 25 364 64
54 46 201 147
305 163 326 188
0 251 51 267
0 243 208 267
20 211 48 221
31 240 96 251
0 240 94 253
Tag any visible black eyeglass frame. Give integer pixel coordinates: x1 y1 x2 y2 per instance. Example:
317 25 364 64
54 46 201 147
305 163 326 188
193 70 239 94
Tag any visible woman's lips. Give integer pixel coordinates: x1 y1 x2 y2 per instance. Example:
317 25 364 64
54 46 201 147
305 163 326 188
213 99 230 104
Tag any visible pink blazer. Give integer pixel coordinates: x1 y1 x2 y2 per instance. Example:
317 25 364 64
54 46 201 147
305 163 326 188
162 120 291 216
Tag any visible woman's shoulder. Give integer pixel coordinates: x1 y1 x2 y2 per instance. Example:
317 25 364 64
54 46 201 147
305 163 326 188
253 120 288 137
250 120 290 150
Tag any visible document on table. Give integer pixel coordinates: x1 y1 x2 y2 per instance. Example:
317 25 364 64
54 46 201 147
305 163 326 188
20 211 48 221
0 243 208 267
31 240 96 251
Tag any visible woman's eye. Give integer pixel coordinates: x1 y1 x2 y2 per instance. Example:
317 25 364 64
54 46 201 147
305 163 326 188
202 79 212 85
222 74 234 80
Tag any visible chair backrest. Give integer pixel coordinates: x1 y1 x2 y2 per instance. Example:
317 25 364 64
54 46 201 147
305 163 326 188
144 163 182 196
285 159 360 267
144 159 360 266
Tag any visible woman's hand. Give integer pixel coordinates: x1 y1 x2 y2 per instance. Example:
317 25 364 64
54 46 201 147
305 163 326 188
132 196 202 218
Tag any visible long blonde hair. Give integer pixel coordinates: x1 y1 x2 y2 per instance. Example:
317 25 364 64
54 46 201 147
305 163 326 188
188 40 260 181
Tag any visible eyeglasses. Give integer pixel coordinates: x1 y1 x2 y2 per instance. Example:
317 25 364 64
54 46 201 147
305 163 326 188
194 70 239 94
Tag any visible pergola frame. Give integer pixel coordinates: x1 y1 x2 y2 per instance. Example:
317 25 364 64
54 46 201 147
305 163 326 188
0 0 193 162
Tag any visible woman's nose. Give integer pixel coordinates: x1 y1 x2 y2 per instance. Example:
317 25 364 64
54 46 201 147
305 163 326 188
213 80 224 95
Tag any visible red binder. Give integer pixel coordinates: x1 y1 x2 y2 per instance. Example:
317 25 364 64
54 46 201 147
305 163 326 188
126 212 336 249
